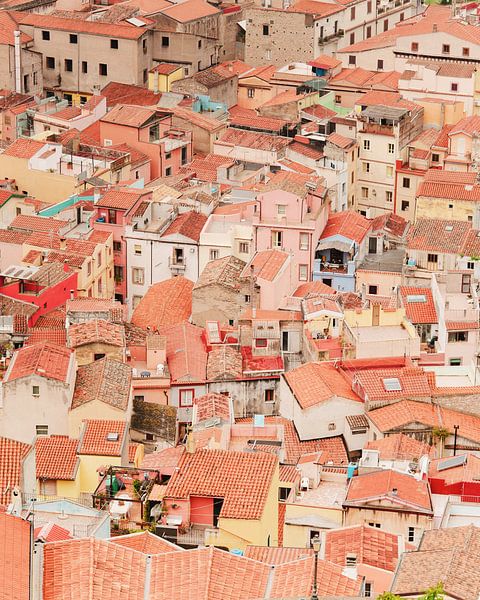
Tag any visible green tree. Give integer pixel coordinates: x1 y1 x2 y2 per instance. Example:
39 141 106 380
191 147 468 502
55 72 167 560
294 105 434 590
419 583 445 600
376 593 402 600
432 426 449 457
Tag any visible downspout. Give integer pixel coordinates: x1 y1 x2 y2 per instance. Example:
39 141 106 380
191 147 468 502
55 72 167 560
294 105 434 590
14 31 22 94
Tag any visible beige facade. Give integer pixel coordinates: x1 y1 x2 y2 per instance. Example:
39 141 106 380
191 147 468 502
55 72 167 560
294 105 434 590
0 44 43 96
72 342 124 367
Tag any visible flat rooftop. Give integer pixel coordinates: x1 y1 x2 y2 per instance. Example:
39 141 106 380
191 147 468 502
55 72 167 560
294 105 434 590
358 248 405 273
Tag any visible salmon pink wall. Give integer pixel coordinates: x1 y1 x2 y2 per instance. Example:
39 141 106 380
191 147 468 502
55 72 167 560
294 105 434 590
190 496 214 526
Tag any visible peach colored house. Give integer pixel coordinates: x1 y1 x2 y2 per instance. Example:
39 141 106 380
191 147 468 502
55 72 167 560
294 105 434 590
237 65 277 110
99 105 192 180
240 250 294 310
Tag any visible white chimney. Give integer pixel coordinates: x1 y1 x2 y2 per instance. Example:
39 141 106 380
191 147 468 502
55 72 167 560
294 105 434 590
14 31 22 94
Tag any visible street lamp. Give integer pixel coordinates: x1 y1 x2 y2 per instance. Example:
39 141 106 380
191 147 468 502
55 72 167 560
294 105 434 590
311 535 321 600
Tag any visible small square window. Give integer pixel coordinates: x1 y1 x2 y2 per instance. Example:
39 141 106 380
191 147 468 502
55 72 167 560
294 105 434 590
99 63 108 76
277 204 286 215
411 42 418 51
32 385 40 396
162 36 169 47
42 30 50 40
442 44 450 54
244 294 251 303
110 39 119 49
64 59 73 72
451 83 458 92
247 88 255 98
239 242 249 254
134 244 142 256
401 200 410 211
368 285 378 294
265 389 274 403
432 153 439 162
348 55 356 66
210 249 219 260
82 61 88 73
36 425 48 436
70 34 78 44
463 47 470 57
46 56 55 69
255 338 268 348
402 177 410 189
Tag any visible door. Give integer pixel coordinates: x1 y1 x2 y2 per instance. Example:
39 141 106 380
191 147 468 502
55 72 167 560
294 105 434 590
282 331 289 352
368 237 377 254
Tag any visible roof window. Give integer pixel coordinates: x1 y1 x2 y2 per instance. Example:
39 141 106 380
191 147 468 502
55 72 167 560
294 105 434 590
382 377 402 391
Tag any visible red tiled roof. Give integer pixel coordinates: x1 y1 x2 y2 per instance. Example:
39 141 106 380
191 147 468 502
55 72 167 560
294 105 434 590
128 442 139 464
0 437 31 505
96 188 150 210
34 522 71 543
165 448 277 519
244 545 313 563
293 281 336 297
365 433 434 461
110 531 179 553
161 210 207 242
321 210 371 243
141 445 185 473
0 512 30 600
131 276 193 330
288 141 323 160
77 419 126 456
241 249 289 282
194 393 231 422
228 107 288 132
327 132 356 150
279 464 301 483
3 137 45 158
370 211 408 238
407 218 471 254
101 81 161 108
72 359 131 411
10 214 68 233
173 107 226 133
309 54 342 69
241 346 284 374
285 362 360 409
428 452 480 485
287 0 343 16
159 0 219 22
5 342 72 384
345 469 432 512
159 321 207 383
324 525 402 571
445 320 480 331
150 62 182 75
354 366 432 402
417 169 480 202
25 328 67 347
68 319 125 348
0 229 30 245
35 436 79 480
216 128 292 152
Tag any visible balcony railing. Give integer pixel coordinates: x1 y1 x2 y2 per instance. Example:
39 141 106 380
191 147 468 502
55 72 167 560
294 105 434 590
168 257 186 272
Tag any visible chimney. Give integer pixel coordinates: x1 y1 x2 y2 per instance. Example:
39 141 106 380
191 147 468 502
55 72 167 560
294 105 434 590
342 554 358 580
186 432 196 454
146 334 166 370
391 487 398 496
63 259 69 272
14 31 21 94
432 23 438 31
59 237 67 251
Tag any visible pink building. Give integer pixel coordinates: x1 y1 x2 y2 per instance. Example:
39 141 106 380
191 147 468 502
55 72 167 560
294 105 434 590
93 187 152 303
253 184 328 286
99 105 192 181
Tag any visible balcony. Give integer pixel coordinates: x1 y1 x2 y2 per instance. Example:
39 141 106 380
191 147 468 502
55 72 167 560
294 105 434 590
168 256 186 274
318 29 344 45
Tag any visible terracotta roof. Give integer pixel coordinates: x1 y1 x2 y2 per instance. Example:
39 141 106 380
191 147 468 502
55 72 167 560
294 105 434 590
228 107 287 132
159 321 207 383
96 188 150 210
365 433 434 461
161 210 207 242
354 366 432 403
101 81 161 108
34 522 71 543
0 512 30 600
66 297 122 313
279 464 301 483
179 154 233 182
35 436 79 481
67 319 124 349
194 393 231 422
110 531 180 553
301 104 336 121
194 64 236 87
10 214 68 233
165 448 277 519
207 345 242 381
159 0 219 22
407 218 471 254
309 54 341 69
101 103 158 128
216 128 291 152
369 211 408 239
288 141 323 160
245 545 313 563
173 107 226 133
293 281 336 297
287 0 343 15
0 229 30 245
3 137 45 158
78 419 126 456
345 469 432 512
5 342 72 384
131 276 193 330
141 445 184 472
239 64 277 82
417 169 480 202
324 525 402 571
260 89 309 108
241 249 289 282
150 62 182 75
0 437 31 505
445 320 480 331
25 327 67 347
285 362 360 410
320 210 371 243
195 255 246 291
72 359 132 411
429 452 480 486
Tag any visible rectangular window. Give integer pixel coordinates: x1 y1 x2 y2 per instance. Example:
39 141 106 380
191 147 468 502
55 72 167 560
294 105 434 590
401 200 410 211
365 583 372 598
113 241 121 252
32 385 40 396
82 61 88 73
132 267 145 285
40 479 57 496
277 204 286 215
363 139 370 151
239 242 249 254
174 248 184 264
110 39 119 49
36 425 48 436
451 83 458 92
361 187 369 199
162 36 169 47
134 244 142 256
210 249 219 260
299 232 309 251
386 191 393 203
349 55 356 66
349 33 355 45
368 285 378 295
411 42 418 51
46 56 55 69
463 47 470 57
366 25 371 38
244 294 251 303
255 338 268 347
149 123 159 142
367 0 372 12
388 143 395 154
462 273 471 293
450 358 462 366
70 34 78 44
247 88 255 98
335 94 341 104
402 177 410 188
467 261 475 270
448 331 468 342
299 264 308 281
132 295 142 309
432 153 439 162
363 162 370 173
114 265 123 281
64 59 73 72
383 19 388 31
263 24 269 35
272 231 283 248
99 63 108 76
350 6 355 19
42 30 50 40
408 527 415 542
265 389 274 403
179 389 194 407
386 165 393 178
377 59 384 70
442 44 450 54
427 253 438 264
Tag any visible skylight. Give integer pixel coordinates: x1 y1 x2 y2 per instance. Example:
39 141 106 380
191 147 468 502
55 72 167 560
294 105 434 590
383 377 402 392
445 225 454 232
107 432 119 441
406 294 426 303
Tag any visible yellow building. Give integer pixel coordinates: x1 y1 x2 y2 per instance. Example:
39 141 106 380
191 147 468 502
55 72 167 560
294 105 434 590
35 435 81 500
163 448 280 551
148 63 184 92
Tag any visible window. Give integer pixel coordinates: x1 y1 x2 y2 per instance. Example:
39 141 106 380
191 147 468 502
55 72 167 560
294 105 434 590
442 44 450 54
377 59 384 70
36 425 48 436
166 166 172 176
64 93 72 105
462 273 471 293
363 162 370 173
32 385 40 396
277 204 286 215
64 59 73 72
386 165 393 178
432 153 439 162
328 422 336 431
383 19 388 31
198 39 202 49
427 253 438 264
174 248 184 264
402 177 410 188
451 83 458 92
145 433 155 441
350 6 355 19
255 338 268 348
449 331 468 342
408 527 415 543
40 479 57 496
80 96 87 104
265 389 274 403
368 522 381 528
165 152 172 160
272 231 283 248
46 56 55 69
468 261 475 270
143 38 147 52
94 353 105 361
143 68 148 83
450 358 462 366
349 33 355 45
239 242 249 254
149 123 159 142
365 583 372 598
278 487 290 501
179 389 194 407
70 34 78 44
244 294 251 303
82 61 88 73
401 200 410 211
361 187 369 199
411 42 418 51
132 295 142 309
113 241 121 252
263 24 269 35
335 94 341 104
132 267 144 285
42 30 50 40
99 63 108 76
463 47 470 57
114 266 123 282
210 249 219 260
366 25 371 38
110 39 119 49
162 36 169 47
247 88 255 98
299 232 309 251
367 0 372 12
299 264 308 281
399 12 404 21
134 244 142 256
388 143 395 154
368 285 378 294
363 139 370 151
386 190 393 203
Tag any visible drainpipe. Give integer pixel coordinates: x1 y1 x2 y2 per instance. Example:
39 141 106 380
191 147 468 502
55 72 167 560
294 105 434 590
14 31 22 94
